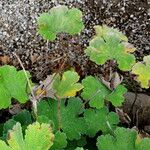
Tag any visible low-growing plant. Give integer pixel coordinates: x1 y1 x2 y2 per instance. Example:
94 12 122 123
0 5 150 150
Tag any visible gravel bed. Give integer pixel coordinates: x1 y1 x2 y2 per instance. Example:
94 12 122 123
0 0 150 80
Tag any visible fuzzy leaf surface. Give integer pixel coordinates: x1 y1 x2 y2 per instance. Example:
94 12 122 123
37 6 84 40
51 131 67 150
97 127 136 150
106 85 127 106
81 76 110 109
37 98 86 140
132 55 150 88
53 71 83 99
136 138 150 150
0 65 30 109
84 107 119 137
85 25 135 71
0 122 54 150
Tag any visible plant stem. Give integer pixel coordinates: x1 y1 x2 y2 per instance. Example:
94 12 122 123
57 96 61 131
13 52 38 118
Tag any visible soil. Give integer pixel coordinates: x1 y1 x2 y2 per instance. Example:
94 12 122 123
0 0 150 129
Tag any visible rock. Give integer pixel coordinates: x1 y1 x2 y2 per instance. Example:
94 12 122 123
124 92 150 127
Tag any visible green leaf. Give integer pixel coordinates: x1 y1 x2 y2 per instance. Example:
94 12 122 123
85 25 136 71
51 131 67 150
106 85 127 106
74 147 84 150
81 76 110 108
12 110 32 126
94 25 128 42
0 141 11 150
7 123 25 150
84 107 119 137
24 122 54 150
132 55 150 88
37 98 86 140
0 65 30 109
66 138 86 150
2 110 32 140
0 122 54 150
37 6 84 41
136 138 150 150
37 99 58 131
96 127 137 150
37 115 51 123
2 119 17 140
53 71 83 99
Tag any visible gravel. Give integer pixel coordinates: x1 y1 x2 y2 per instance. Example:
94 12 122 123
0 0 150 80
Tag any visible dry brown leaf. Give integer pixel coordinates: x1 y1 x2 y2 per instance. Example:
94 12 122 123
122 42 136 53
33 75 56 100
0 55 10 64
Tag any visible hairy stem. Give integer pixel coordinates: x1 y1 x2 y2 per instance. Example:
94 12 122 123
13 52 37 118
57 97 61 131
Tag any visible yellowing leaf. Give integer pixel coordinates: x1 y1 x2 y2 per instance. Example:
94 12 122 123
94 25 128 42
0 122 54 150
35 88 46 96
37 6 84 41
136 134 142 145
85 25 136 71
122 42 136 53
132 55 150 88
53 71 83 99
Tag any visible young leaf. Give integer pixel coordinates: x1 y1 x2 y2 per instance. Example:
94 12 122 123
51 131 67 150
0 65 30 109
85 25 136 71
84 107 119 137
96 127 136 150
106 85 127 106
37 6 84 41
81 76 127 108
53 71 83 99
37 98 86 140
0 122 54 150
81 76 110 109
132 55 150 88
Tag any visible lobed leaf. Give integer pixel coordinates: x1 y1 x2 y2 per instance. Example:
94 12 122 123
51 131 67 150
85 25 136 71
132 55 150 88
106 85 127 106
81 76 127 108
97 127 150 150
37 97 86 140
37 6 84 41
53 71 83 99
0 122 54 150
24 122 54 150
97 127 136 150
84 107 119 137
81 76 110 109
136 138 150 150
0 65 30 109
2 110 32 140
